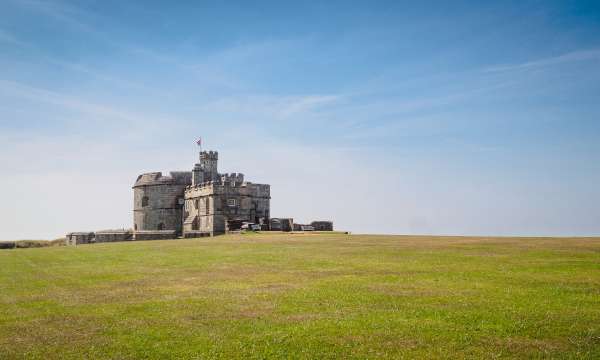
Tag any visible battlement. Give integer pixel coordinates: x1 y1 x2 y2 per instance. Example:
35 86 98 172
186 180 232 191
185 179 270 200
200 150 218 161
188 181 216 189
221 172 245 185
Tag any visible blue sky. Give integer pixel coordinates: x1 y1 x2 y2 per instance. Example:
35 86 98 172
1 0 599 239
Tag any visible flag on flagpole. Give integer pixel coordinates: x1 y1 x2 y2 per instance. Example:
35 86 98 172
196 138 202 146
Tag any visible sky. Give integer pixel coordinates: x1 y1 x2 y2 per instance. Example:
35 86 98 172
0 0 599 239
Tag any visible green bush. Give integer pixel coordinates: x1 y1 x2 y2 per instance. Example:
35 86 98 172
0 239 67 249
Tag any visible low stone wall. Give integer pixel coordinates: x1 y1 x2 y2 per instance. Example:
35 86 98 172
134 230 178 241
183 231 211 238
96 231 133 243
66 232 95 246
311 221 334 231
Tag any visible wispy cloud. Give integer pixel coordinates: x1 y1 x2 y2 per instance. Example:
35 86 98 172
194 93 342 122
337 77 519 134
484 49 600 73
278 95 341 117
0 79 152 127
0 28 28 46
12 0 97 34
127 46 243 90
45 58 170 96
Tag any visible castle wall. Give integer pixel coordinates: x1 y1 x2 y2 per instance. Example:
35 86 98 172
132 172 191 235
134 230 178 241
311 221 334 231
96 230 133 242
183 181 270 236
65 232 95 245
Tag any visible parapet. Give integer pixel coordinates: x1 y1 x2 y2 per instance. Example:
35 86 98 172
220 172 245 185
200 150 218 160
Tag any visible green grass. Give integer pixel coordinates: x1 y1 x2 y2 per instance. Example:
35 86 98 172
1 233 599 359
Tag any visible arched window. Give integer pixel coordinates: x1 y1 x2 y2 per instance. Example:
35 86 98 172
157 223 164 230
141 196 149 207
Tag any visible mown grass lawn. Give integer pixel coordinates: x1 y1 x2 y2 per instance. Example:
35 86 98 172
0 233 599 359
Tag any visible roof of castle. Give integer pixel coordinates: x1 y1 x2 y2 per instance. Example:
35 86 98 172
133 171 192 187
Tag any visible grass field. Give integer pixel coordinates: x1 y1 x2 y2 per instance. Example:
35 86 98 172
0 233 599 359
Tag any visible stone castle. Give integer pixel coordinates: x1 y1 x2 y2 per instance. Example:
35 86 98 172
133 150 271 237
65 148 332 245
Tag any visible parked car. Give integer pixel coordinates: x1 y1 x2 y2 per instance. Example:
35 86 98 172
241 222 261 231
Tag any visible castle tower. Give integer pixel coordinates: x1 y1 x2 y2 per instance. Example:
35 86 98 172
192 163 204 186
132 172 191 235
199 151 219 182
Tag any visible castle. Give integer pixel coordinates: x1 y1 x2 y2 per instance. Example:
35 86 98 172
65 148 332 245
133 150 270 237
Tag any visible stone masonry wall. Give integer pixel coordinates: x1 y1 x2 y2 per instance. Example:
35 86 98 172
132 172 191 235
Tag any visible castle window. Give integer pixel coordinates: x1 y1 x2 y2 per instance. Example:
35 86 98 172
157 223 164 230
141 196 149 207
228 198 237 207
